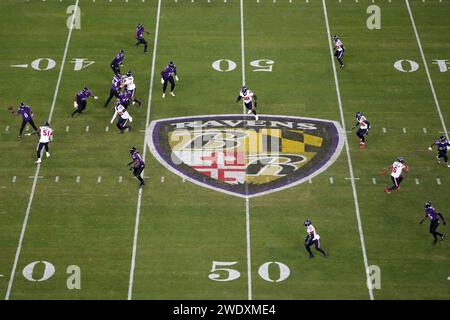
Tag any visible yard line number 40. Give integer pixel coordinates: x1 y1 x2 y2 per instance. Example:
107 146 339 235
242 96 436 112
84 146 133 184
209 261 290 283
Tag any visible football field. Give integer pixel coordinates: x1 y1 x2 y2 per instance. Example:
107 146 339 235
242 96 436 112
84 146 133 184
0 0 449 300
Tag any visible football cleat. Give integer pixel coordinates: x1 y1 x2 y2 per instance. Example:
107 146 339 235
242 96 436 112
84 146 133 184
247 109 252 114
384 188 391 194
170 91 175 97
162 93 166 98
437 156 441 164
35 158 42 164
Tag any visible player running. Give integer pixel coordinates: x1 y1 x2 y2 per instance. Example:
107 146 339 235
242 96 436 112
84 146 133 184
123 70 143 107
304 219 327 258
135 23 150 53
420 201 446 245
71 86 98 118
111 50 125 75
13 102 38 138
30 122 53 164
104 73 123 108
384 157 408 194
352 111 371 148
333 35 345 68
127 146 145 188
236 86 258 120
110 104 133 133
161 60 179 98
428 135 450 168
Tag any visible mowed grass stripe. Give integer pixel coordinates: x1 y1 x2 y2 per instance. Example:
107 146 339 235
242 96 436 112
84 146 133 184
5 0 80 300
7 1 156 299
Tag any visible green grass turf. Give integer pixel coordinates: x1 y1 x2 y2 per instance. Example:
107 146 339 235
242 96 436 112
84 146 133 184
0 0 449 300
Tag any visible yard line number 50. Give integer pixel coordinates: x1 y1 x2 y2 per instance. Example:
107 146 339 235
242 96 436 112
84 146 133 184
209 261 290 283
212 59 274 72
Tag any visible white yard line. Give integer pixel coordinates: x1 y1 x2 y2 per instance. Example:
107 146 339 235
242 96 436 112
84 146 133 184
127 0 162 301
405 0 448 140
322 0 374 301
240 0 252 301
5 0 80 301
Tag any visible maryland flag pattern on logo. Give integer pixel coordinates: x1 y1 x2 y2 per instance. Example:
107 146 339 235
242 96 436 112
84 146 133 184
148 115 344 198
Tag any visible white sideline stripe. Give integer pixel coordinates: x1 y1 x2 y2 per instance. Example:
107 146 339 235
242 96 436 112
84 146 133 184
128 0 161 301
436 178 441 185
322 0 374 301
240 0 252 302
5 0 79 301
405 0 449 141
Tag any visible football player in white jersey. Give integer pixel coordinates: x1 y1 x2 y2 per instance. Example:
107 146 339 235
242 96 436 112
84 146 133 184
352 112 371 148
304 219 327 258
236 86 258 120
29 122 53 164
384 157 409 193
111 104 133 133
333 35 345 68
123 70 143 107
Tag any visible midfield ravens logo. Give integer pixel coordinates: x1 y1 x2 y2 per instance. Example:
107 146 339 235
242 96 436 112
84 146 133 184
148 115 344 198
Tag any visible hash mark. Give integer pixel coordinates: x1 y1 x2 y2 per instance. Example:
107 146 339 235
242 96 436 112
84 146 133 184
65 126 70 132
436 178 441 185
55 176 59 183
423 128 427 134
5 125 9 132
308 178 312 184
85 126 89 132
329 177 334 184
415 178 420 185
12 176 16 183
372 178 376 185
402 128 407 134
97 176 102 183
382 128 387 133
119 176 123 183
76 176 80 183
161 176 165 183
105 126 109 132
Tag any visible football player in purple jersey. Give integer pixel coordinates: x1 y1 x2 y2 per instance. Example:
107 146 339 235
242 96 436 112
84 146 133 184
135 23 150 53
111 50 125 75
127 146 145 188
14 102 38 138
104 73 123 108
428 135 450 167
71 86 98 117
420 201 446 245
160 60 179 98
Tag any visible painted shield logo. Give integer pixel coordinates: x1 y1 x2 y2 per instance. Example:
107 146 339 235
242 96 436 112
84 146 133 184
147 114 344 198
